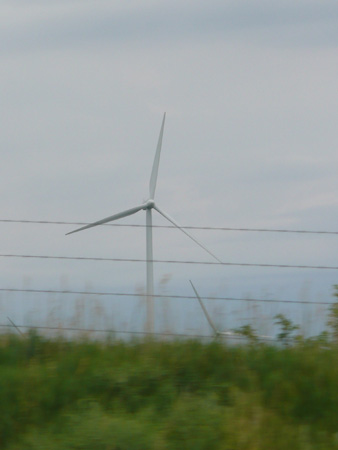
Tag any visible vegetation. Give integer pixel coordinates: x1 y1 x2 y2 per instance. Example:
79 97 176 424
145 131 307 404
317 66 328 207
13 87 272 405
0 287 337 449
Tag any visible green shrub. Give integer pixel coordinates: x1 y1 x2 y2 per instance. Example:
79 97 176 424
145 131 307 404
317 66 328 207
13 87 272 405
8 402 155 450
162 394 223 450
0 334 338 449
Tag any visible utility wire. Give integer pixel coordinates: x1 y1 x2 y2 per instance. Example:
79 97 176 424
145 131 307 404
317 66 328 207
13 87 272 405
0 288 335 306
1 253 338 270
0 219 337 235
0 323 277 342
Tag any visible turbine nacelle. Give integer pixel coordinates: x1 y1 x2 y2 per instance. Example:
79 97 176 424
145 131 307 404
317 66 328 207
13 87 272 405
143 199 155 210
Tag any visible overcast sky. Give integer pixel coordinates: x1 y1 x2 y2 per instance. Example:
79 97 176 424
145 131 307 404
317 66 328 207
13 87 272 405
1 0 338 334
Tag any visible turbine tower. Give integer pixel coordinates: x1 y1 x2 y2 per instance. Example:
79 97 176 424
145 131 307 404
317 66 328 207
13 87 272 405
67 114 221 333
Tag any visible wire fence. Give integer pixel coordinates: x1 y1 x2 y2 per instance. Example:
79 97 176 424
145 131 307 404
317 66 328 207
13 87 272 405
1 254 338 270
1 217 337 341
1 322 283 343
1 218 338 235
0 288 335 306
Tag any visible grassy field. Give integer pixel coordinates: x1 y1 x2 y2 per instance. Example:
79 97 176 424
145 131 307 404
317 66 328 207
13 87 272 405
0 325 337 450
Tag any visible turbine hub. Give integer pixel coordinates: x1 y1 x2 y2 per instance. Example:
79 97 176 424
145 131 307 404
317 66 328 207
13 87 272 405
144 199 155 210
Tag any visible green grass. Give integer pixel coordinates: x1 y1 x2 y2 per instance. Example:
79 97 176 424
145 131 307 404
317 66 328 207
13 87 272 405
0 331 337 449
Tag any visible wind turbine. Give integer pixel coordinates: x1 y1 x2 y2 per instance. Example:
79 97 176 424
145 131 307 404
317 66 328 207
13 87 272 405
190 281 273 341
66 114 221 333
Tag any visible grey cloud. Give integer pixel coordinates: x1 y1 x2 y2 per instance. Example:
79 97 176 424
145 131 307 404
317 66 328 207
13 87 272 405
1 1 338 54
242 160 337 185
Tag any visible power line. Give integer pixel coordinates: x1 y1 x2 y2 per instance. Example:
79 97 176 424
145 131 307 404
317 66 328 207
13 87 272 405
0 322 205 338
0 323 277 342
0 323 211 339
1 253 338 270
0 288 335 306
1 219 337 235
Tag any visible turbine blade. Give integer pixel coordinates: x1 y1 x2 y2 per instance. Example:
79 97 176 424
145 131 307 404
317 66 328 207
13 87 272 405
190 281 219 336
149 113 166 199
154 205 222 263
66 204 145 235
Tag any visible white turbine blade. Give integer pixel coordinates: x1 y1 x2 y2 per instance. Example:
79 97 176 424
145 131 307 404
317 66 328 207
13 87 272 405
66 204 145 235
154 205 222 263
149 113 166 199
190 281 219 336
